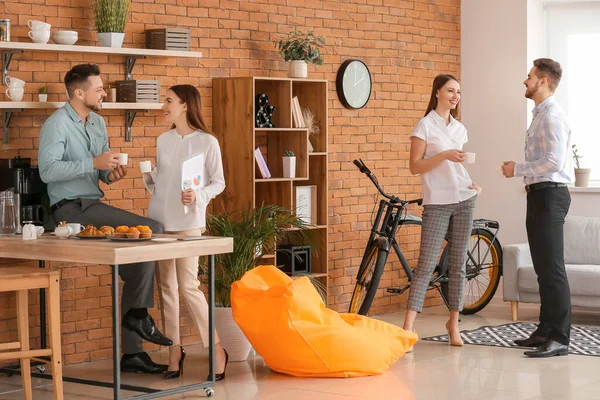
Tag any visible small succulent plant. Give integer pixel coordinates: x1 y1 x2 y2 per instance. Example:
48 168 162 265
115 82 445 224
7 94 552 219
38 86 47 94
284 150 295 157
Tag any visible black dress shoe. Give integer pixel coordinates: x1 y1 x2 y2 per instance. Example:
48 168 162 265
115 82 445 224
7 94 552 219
122 314 173 347
121 352 168 373
208 349 228 382
165 346 186 380
524 340 569 358
514 334 547 348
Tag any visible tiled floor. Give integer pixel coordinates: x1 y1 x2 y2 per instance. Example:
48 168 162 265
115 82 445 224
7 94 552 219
2 302 600 399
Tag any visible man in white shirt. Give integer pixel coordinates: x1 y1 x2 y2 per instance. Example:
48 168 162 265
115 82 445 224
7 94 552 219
502 58 573 358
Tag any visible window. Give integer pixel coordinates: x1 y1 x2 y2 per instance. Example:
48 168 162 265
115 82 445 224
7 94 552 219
545 2 600 180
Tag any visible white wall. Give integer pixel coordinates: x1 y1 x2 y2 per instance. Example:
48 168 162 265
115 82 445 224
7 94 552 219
461 0 529 245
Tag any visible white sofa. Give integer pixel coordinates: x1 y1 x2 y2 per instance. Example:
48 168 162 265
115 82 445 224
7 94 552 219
503 215 600 321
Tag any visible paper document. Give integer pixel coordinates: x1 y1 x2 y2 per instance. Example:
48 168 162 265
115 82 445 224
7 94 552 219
182 154 204 214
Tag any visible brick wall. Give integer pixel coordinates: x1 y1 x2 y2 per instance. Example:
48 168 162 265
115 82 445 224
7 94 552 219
0 0 460 364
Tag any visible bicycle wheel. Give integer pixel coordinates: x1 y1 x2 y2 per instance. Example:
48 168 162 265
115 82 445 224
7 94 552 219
440 228 502 315
349 237 389 315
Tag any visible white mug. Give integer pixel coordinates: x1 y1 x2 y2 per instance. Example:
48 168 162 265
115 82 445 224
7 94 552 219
6 88 24 102
67 223 83 234
28 30 50 44
27 20 51 31
119 153 128 166
139 160 152 173
5 76 25 88
463 152 476 164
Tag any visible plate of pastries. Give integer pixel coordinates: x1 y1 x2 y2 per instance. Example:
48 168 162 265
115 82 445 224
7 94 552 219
110 225 153 241
76 224 115 239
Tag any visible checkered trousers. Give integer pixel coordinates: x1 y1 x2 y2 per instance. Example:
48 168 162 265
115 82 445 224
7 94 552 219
407 195 477 312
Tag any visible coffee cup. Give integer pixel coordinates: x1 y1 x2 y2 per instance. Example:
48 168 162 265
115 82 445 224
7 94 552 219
464 152 476 164
67 223 83 234
119 153 128 166
6 87 24 102
28 30 50 44
139 160 152 173
5 76 25 88
27 20 51 31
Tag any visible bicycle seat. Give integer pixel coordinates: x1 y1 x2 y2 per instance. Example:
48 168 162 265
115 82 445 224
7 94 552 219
399 213 422 225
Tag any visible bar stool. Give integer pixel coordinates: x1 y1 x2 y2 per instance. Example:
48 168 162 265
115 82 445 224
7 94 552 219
0 267 63 400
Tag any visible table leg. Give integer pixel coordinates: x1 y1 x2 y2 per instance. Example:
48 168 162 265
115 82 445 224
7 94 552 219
208 254 215 383
39 260 46 349
112 264 121 400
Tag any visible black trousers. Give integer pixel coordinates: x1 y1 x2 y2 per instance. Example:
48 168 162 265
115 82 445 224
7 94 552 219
525 186 571 345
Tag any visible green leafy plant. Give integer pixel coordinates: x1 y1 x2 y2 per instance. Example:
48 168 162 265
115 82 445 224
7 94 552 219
572 144 583 169
273 30 325 65
199 204 314 307
284 150 295 157
92 0 130 33
38 86 47 94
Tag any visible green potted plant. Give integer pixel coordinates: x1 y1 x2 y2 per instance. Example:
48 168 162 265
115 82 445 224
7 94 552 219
199 204 314 361
283 150 296 178
38 86 47 103
92 0 129 48
573 144 591 187
273 30 325 79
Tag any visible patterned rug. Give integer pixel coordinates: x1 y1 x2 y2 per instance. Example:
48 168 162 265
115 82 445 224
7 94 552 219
421 322 600 357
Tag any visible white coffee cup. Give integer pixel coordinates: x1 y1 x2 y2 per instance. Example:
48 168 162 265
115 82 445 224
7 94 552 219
28 30 50 44
5 76 25 88
119 153 128 166
139 160 152 173
6 88 24 102
67 223 83 234
27 20 51 31
464 152 476 164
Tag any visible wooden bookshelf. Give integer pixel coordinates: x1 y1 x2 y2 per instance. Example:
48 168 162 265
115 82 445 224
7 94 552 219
212 76 329 302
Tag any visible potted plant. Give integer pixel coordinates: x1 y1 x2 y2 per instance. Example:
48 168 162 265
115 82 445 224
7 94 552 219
573 144 591 187
38 86 47 102
199 204 313 361
92 0 129 48
273 30 325 79
283 150 296 178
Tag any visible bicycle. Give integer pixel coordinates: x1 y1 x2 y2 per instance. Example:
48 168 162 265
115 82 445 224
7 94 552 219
349 159 503 316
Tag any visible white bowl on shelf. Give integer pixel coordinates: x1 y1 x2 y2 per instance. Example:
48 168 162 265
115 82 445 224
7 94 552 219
52 31 78 45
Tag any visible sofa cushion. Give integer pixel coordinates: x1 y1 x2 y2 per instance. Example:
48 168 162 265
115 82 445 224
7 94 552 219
564 216 600 265
518 264 600 296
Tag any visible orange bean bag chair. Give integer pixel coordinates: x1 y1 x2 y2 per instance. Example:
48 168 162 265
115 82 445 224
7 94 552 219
230 265 417 378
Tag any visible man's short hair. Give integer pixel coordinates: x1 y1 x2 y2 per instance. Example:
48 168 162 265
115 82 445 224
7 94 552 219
64 64 101 98
533 58 562 92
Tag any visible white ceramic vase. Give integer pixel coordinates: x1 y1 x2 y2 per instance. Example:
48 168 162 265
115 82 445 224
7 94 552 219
214 307 252 362
283 156 296 178
97 32 125 48
38 94 47 102
575 168 591 187
289 60 307 78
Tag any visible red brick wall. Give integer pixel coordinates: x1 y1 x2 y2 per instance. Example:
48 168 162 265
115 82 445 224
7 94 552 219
0 0 460 364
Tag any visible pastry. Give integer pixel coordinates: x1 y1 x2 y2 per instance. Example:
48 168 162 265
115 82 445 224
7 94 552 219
99 226 115 236
115 225 129 238
136 225 152 238
126 227 140 239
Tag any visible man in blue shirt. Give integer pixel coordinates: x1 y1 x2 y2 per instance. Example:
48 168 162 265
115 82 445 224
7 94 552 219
38 64 171 373
502 58 573 358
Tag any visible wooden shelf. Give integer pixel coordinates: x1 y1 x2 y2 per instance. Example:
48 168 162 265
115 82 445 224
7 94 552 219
0 101 162 110
0 41 202 58
283 225 327 231
309 152 327 156
255 177 309 182
291 272 328 279
255 128 308 132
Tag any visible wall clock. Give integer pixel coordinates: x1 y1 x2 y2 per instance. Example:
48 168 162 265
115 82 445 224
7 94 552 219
336 60 372 109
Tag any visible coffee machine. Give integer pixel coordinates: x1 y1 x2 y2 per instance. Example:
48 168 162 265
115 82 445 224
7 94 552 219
0 157 49 232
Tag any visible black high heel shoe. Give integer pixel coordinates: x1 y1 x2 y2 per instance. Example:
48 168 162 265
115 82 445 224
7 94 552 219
164 346 186 379
208 349 228 381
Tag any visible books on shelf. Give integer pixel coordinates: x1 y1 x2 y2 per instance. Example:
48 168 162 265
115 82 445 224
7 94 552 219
292 96 306 128
254 147 271 178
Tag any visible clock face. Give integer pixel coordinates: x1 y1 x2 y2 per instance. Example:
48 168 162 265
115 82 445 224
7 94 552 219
336 60 372 109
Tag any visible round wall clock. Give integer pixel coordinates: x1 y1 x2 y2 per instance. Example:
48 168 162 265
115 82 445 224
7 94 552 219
336 60 372 109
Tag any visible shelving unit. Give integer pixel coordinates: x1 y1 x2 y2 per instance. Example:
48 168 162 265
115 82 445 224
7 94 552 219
0 41 202 143
212 76 329 301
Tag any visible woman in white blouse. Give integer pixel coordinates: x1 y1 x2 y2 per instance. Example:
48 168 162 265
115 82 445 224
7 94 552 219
402 74 481 350
143 85 228 380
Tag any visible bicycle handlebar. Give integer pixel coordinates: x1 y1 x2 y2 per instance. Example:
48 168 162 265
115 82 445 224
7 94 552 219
353 159 422 206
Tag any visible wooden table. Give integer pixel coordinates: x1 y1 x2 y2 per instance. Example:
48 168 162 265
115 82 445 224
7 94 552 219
0 234 233 399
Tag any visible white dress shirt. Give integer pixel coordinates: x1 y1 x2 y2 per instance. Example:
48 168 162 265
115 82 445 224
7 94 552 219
514 96 574 185
410 110 477 205
144 129 225 232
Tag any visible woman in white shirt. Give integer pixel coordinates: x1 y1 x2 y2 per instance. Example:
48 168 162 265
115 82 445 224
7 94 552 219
402 74 481 349
143 85 228 380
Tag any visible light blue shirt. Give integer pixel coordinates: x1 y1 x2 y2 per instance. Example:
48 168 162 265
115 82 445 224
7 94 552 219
515 96 575 185
38 102 111 206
